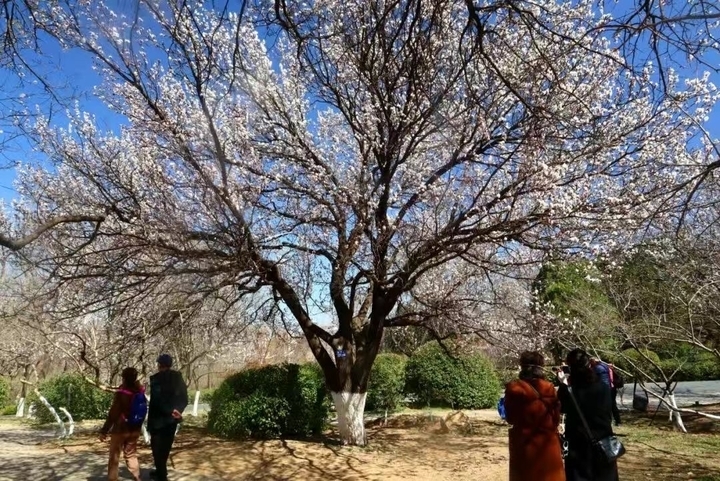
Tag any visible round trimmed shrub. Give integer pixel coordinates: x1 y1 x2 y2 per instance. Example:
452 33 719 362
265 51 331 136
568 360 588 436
405 342 501 409
366 353 407 413
30 374 113 423
208 363 328 439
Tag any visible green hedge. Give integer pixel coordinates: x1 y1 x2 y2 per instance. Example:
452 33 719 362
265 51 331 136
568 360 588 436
0 377 10 410
366 353 407 413
200 387 216 405
614 349 661 377
30 374 113 423
659 353 720 382
208 363 329 439
405 342 500 409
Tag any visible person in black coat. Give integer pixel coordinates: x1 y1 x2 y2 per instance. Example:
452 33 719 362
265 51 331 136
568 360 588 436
148 354 188 481
557 349 620 481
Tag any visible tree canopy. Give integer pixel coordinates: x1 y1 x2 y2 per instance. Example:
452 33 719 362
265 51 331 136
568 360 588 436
0 0 719 444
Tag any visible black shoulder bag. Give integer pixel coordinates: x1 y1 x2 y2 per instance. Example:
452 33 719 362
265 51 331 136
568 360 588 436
567 387 626 465
632 381 649 412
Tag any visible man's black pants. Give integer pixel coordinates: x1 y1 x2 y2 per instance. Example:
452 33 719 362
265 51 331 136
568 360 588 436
150 424 177 480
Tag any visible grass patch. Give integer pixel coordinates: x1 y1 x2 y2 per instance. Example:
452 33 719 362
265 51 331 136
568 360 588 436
616 410 720 481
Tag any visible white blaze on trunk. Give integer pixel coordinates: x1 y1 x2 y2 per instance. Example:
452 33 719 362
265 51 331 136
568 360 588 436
331 391 367 446
16 398 25 417
192 390 200 416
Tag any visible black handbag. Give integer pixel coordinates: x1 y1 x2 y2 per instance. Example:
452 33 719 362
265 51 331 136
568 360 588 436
567 387 626 464
632 381 649 412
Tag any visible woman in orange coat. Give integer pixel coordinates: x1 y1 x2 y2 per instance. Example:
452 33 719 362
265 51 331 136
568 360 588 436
505 351 566 481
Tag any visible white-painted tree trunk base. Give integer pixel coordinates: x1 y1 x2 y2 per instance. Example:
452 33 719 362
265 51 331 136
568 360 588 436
331 391 367 446
192 390 200 416
35 393 66 438
141 422 150 444
59 407 75 438
16 398 25 417
668 394 687 433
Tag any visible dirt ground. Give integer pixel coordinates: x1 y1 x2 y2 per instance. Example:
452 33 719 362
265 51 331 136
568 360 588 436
2 408 720 481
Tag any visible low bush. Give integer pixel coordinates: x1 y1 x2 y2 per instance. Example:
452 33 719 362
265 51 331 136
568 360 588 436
30 374 113 423
199 387 216 405
208 363 328 439
0 377 11 410
366 353 407 413
660 354 720 382
615 349 662 378
496 368 518 386
405 342 501 409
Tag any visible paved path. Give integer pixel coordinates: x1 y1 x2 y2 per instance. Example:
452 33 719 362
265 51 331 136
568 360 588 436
617 380 720 410
664 380 720 406
0 420 214 481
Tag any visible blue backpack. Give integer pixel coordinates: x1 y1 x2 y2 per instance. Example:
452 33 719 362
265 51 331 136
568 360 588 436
497 396 507 420
120 389 148 426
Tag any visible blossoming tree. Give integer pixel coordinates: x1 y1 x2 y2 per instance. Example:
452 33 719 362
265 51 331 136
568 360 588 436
7 0 719 444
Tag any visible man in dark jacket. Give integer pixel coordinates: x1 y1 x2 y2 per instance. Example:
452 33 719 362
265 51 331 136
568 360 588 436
148 354 188 481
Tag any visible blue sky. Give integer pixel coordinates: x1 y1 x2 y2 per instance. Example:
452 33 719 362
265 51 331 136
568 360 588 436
1 4 719 205
0 35 122 201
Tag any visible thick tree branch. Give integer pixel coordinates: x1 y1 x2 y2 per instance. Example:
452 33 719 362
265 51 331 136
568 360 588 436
0 215 105 251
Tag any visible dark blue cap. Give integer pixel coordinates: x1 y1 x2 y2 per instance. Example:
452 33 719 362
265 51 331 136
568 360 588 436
157 354 173 367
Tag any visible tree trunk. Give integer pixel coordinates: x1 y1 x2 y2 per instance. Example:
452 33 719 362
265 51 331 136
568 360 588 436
331 391 367 446
141 422 150 444
59 407 75 437
667 393 687 433
34 389 67 438
192 390 200 416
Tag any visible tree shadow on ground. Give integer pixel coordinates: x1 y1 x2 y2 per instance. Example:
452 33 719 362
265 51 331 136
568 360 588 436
180 415 508 480
10 410 719 481
0 451 107 481
167 428 373 480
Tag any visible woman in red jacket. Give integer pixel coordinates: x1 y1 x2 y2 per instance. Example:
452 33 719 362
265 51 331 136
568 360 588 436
505 351 566 481
99 367 145 481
